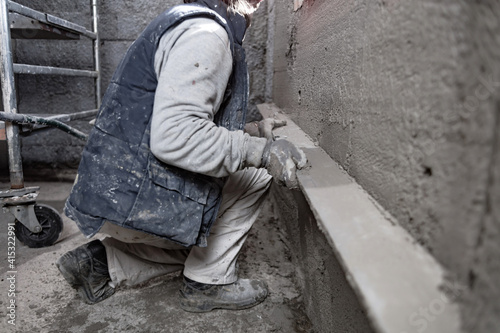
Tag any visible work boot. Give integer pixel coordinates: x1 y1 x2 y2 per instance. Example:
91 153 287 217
56 240 115 304
179 277 268 312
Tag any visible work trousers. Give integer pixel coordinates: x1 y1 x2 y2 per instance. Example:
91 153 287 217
98 167 272 287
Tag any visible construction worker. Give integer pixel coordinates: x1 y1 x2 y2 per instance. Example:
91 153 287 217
57 0 306 312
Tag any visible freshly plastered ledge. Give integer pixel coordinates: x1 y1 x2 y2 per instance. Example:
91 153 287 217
257 103 463 333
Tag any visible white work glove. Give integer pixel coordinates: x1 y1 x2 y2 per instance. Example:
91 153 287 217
244 118 287 140
258 118 287 140
244 117 307 189
262 139 307 189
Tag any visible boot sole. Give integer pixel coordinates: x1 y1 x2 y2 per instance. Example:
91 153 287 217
56 253 114 305
56 253 82 289
179 290 267 313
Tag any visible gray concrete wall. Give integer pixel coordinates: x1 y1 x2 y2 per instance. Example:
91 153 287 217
271 185 376 333
271 0 500 332
4 0 269 177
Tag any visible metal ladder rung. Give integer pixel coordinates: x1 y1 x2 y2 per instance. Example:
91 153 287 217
44 109 99 122
13 64 98 78
8 1 96 39
9 12 80 40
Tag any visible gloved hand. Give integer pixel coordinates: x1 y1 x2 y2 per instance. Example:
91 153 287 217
262 139 307 189
244 118 287 140
258 118 287 140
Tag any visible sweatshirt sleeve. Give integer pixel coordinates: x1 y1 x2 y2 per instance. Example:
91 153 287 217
150 18 267 178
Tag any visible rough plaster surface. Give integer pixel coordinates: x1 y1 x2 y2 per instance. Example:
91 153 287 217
271 185 375 333
271 0 500 331
5 0 269 175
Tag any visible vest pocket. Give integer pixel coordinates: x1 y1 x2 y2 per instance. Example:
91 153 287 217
124 154 216 247
147 154 210 205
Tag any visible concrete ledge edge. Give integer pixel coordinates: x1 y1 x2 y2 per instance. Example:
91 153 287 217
257 103 463 333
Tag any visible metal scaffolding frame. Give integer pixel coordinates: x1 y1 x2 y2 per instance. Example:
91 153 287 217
0 0 100 247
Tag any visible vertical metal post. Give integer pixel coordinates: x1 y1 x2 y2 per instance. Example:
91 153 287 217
0 0 24 189
92 0 101 107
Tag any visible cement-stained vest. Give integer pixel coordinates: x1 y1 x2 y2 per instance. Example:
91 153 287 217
64 0 249 247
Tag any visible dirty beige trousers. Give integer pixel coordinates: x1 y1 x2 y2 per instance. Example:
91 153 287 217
98 167 272 287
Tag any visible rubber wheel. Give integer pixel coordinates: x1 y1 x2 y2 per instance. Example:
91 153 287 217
15 204 63 248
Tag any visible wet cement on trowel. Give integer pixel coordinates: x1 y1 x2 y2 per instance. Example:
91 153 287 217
0 182 312 332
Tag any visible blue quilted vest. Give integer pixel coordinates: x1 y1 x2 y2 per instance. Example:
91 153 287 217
64 0 249 247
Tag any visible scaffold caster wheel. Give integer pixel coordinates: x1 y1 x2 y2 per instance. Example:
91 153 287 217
15 204 63 248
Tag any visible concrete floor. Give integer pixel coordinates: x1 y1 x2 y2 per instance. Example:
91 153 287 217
0 181 312 332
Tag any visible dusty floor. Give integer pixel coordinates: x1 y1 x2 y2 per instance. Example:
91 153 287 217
0 181 313 332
